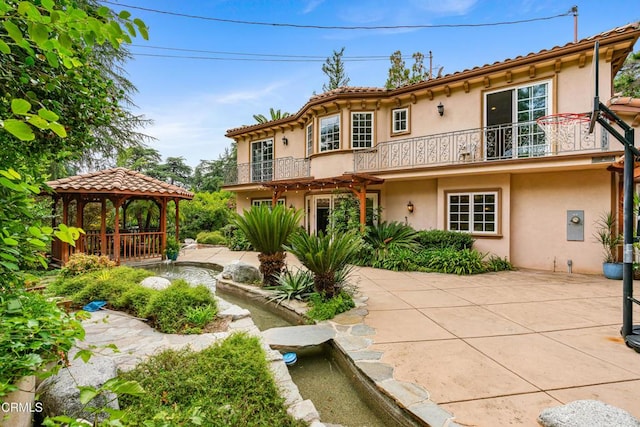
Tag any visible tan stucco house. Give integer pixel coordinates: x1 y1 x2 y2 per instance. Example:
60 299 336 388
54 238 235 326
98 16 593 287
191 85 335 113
224 23 640 274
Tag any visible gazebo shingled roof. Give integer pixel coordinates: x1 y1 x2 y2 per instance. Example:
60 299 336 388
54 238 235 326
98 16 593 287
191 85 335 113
46 167 193 198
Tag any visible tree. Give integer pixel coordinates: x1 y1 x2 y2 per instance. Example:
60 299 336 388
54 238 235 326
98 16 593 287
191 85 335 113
233 204 303 287
322 47 350 92
253 108 291 124
117 146 162 173
614 51 640 98
148 156 192 188
192 144 236 192
385 51 429 89
0 0 150 174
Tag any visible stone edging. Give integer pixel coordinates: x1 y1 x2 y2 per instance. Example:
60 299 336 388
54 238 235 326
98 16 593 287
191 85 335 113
215 273 461 427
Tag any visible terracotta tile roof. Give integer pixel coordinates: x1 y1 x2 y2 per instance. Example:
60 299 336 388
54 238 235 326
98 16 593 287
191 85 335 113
226 22 640 137
46 167 193 199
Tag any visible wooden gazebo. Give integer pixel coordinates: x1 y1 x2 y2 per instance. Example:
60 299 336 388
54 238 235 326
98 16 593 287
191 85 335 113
46 167 193 265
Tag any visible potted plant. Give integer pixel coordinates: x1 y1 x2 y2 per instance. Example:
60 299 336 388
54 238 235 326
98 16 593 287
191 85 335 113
164 237 181 261
594 211 623 279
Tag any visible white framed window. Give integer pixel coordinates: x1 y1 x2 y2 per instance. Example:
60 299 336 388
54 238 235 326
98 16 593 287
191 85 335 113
319 115 340 152
252 198 285 207
306 123 313 157
351 112 374 149
250 139 273 182
447 191 498 235
392 107 409 134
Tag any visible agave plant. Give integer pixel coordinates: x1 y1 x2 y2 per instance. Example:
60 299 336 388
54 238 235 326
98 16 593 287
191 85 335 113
285 231 362 299
266 268 315 305
365 221 419 264
233 204 303 286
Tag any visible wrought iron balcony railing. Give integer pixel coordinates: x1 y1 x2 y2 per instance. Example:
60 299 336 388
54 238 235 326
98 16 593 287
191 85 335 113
224 157 310 186
354 120 605 173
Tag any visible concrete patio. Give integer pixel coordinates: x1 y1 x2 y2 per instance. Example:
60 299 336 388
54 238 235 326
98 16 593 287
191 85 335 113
179 246 640 426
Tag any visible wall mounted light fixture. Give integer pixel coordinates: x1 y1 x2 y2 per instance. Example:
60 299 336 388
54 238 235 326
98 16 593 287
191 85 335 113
437 102 444 117
407 201 414 213
282 136 288 145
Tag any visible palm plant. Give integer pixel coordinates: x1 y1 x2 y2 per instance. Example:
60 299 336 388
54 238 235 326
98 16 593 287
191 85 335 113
233 204 303 286
285 231 362 299
365 221 419 264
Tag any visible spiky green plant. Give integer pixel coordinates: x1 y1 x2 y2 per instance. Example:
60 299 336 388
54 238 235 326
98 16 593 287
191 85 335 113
364 221 419 264
233 204 303 286
285 231 362 298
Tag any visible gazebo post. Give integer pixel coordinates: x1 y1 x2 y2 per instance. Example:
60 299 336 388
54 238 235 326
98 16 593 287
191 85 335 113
76 199 85 253
100 199 107 256
61 196 70 264
175 199 180 242
160 198 167 259
113 198 122 265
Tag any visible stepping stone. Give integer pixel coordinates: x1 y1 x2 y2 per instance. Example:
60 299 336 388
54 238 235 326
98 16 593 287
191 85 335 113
262 325 336 349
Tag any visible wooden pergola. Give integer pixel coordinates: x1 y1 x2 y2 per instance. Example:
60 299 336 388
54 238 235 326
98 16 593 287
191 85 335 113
261 173 384 229
45 167 193 265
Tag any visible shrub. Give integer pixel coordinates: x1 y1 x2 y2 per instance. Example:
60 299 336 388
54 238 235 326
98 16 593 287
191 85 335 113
485 255 515 272
364 221 419 265
0 291 85 397
119 333 304 426
51 267 153 306
60 253 116 278
426 248 487 275
184 305 216 333
372 247 430 271
306 291 355 321
222 223 253 251
266 268 315 304
196 230 227 245
113 286 160 315
415 229 475 251
144 280 217 333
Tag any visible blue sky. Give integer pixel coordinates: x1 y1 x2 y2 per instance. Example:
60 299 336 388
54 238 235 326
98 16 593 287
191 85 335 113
106 0 640 168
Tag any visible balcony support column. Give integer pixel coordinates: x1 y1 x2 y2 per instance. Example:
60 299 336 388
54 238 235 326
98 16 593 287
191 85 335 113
348 184 368 233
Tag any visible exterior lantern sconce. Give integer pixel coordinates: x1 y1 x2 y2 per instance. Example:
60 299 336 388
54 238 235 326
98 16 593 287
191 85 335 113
282 136 288 145
437 102 444 117
407 201 414 213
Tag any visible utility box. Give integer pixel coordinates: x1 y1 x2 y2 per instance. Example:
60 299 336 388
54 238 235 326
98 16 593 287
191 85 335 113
567 210 584 241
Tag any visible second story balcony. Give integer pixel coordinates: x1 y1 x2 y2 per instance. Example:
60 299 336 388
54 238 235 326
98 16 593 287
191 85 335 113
224 156 310 186
354 119 607 173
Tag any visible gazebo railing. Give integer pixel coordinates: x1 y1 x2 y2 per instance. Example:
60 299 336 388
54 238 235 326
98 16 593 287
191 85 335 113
55 231 164 263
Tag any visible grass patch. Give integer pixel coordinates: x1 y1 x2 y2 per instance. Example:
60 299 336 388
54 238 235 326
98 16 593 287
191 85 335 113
119 333 305 427
306 291 355 321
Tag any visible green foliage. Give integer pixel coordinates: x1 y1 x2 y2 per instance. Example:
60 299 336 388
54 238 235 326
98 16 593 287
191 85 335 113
183 305 216 333
385 50 429 89
119 333 305 426
196 230 227 245
415 229 475 251
222 223 253 251
0 168 82 290
180 191 234 239
113 286 159 315
306 291 355 321
364 221 419 265
253 108 291 124
266 268 315 304
614 51 640 98
322 47 350 92
164 236 181 259
0 0 150 171
594 211 622 263
485 255 514 272
425 248 487 275
0 291 85 396
233 204 303 256
60 253 115 278
50 266 152 305
144 280 217 334
286 231 361 298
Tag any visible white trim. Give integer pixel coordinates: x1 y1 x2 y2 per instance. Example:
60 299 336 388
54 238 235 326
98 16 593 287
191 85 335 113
351 111 374 149
447 191 498 235
392 107 409 134
319 114 340 152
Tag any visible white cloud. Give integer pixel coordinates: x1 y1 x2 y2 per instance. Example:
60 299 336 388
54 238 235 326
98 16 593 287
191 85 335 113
408 0 478 15
302 0 325 14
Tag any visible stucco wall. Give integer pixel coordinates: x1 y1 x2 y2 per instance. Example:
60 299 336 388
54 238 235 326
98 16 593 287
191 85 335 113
510 169 613 273
382 180 437 230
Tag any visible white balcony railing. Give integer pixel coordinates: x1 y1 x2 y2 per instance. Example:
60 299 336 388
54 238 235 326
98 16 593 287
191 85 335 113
224 157 310 185
354 120 605 173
